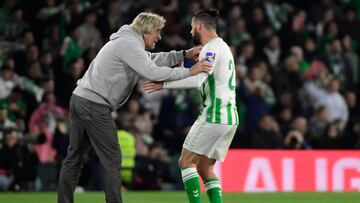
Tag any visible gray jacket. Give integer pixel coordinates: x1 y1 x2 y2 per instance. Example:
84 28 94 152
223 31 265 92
73 25 189 110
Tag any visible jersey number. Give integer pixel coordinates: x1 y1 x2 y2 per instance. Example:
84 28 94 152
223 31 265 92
228 59 236 91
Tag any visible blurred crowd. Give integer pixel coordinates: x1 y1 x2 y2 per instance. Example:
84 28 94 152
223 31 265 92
1 0 360 192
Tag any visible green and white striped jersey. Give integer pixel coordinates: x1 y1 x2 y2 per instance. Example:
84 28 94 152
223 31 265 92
163 37 238 125
197 37 238 125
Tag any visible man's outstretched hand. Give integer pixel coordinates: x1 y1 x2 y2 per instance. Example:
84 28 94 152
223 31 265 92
185 45 203 61
142 81 164 93
189 57 212 76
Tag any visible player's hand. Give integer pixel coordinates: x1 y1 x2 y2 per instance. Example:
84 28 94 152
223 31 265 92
189 57 212 76
185 45 203 61
142 81 164 93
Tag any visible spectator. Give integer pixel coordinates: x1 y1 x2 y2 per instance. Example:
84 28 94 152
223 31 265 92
0 67 15 100
284 130 310 149
308 105 330 147
303 36 319 62
274 55 303 113
157 90 199 154
42 25 62 60
239 63 275 135
324 38 354 90
0 104 17 141
228 18 251 49
252 115 282 149
342 35 359 87
56 58 84 107
236 40 255 77
319 119 344 149
60 25 83 66
290 116 312 148
39 52 55 79
77 9 102 51
263 35 282 69
305 77 349 128
291 46 310 76
343 90 360 148
341 6 360 46
0 128 20 191
347 118 360 149
29 92 67 164
0 6 29 41
106 1 124 34
117 129 136 189
0 0 17 21
247 7 270 43
16 131 39 191
275 107 294 136
280 10 307 50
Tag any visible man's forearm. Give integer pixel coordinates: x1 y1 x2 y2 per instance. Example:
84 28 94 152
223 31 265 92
150 50 183 67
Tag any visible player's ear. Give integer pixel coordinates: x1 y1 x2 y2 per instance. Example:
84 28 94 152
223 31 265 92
198 22 202 31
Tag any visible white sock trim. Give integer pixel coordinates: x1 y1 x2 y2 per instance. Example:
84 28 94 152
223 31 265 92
205 181 222 191
181 168 198 182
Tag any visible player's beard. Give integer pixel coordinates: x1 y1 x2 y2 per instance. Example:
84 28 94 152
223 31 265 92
192 30 201 45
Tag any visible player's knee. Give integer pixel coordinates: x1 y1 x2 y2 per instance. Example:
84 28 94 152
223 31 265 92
178 157 187 168
178 157 195 168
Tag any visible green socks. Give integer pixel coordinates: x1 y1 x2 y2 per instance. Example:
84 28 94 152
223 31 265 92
205 178 223 203
181 168 223 203
181 167 201 203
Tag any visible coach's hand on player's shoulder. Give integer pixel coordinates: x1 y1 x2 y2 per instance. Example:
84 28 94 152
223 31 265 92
142 81 164 93
185 45 203 61
189 57 212 76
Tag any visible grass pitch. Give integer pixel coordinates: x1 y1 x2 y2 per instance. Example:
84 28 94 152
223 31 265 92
0 191 359 203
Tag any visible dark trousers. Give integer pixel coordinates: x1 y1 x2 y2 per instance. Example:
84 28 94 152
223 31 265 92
58 94 122 203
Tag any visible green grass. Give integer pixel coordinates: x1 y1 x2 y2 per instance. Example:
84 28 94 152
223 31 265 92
0 192 359 203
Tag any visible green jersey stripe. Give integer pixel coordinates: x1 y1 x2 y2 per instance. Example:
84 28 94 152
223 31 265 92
215 98 222 123
206 74 215 122
227 101 232 125
198 83 205 121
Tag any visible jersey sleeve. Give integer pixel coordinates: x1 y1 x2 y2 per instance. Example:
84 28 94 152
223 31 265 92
199 44 216 75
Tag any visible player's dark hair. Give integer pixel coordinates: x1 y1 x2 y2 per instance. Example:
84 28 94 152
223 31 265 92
193 8 219 31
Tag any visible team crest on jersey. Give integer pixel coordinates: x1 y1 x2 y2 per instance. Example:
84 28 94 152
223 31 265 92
206 52 216 64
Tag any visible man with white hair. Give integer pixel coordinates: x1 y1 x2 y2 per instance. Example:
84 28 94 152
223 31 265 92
58 12 211 203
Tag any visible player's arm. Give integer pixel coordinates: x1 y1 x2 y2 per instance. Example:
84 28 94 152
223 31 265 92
143 58 213 92
142 67 210 92
166 72 209 89
159 48 213 89
142 72 207 93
